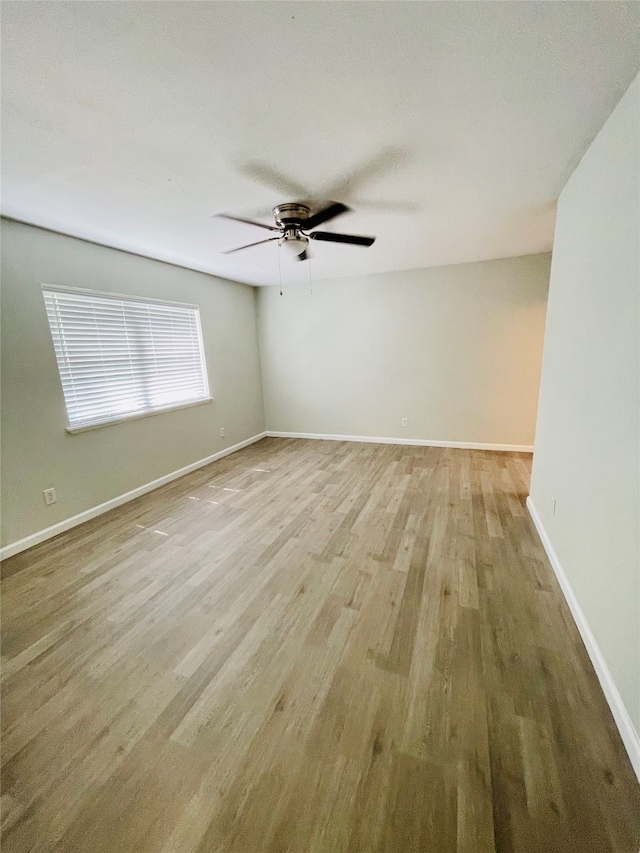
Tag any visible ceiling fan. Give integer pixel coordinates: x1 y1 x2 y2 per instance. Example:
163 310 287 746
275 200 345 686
216 201 376 261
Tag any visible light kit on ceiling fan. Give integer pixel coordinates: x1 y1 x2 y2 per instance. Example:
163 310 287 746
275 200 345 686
279 233 309 257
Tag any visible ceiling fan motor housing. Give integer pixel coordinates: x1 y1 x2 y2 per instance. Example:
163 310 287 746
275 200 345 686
273 203 311 229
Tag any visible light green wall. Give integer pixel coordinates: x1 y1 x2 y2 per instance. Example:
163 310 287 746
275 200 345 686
1 220 265 546
257 254 550 446
530 76 640 732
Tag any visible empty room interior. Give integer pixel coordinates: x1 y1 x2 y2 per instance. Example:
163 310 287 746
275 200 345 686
1 2 639 851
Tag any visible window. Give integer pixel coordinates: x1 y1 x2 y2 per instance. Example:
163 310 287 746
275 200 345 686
43 285 211 432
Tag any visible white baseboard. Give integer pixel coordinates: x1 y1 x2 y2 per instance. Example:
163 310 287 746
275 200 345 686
0 432 267 561
266 431 533 453
526 496 640 782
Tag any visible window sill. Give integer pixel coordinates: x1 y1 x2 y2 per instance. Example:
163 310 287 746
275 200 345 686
65 397 214 434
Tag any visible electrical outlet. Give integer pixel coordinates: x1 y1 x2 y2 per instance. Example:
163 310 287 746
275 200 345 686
43 487 57 506
219 427 225 437
401 418 408 428
551 496 557 518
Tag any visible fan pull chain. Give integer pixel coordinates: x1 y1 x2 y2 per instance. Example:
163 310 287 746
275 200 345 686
308 250 313 296
277 242 284 296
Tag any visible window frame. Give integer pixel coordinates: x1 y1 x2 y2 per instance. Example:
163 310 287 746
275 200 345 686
42 283 213 434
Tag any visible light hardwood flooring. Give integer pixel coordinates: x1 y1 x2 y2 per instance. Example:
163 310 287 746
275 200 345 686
2 438 639 853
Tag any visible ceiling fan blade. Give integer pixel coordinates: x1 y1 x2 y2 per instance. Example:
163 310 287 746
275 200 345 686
323 147 407 199
309 231 375 247
350 198 420 214
221 237 280 254
238 161 310 198
302 202 350 231
214 213 279 232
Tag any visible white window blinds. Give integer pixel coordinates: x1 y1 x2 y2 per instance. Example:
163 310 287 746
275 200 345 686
43 285 210 431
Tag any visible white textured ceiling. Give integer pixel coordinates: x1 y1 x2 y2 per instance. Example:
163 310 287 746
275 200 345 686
2 2 639 286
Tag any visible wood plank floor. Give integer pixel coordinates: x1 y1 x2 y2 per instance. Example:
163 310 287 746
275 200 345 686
2 437 639 853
